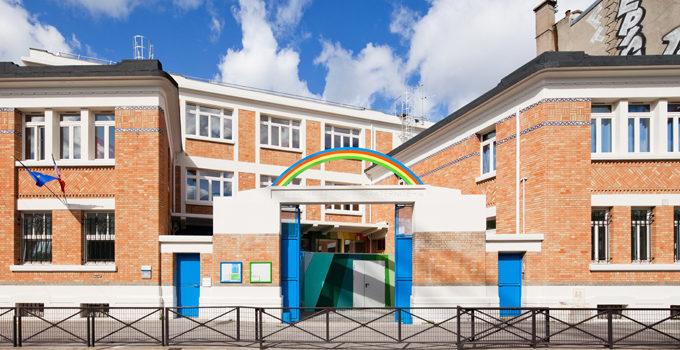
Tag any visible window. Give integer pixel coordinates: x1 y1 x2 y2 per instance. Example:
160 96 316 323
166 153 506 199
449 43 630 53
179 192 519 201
259 175 300 188
591 105 613 153
591 209 610 262
185 104 233 141
21 213 52 263
17 303 44 317
631 209 652 262
24 115 45 161
324 182 360 213
95 114 115 159
260 115 300 149
60 114 81 159
480 131 496 175
186 169 233 203
667 103 680 152
674 208 679 262
325 125 360 149
84 212 115 263
627 104 651 153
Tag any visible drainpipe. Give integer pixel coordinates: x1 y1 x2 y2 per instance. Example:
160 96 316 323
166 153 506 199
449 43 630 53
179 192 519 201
521 177 528 235
516 107 521 235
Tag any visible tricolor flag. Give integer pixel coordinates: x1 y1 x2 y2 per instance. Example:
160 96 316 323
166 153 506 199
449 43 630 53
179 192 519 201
52 155 66 194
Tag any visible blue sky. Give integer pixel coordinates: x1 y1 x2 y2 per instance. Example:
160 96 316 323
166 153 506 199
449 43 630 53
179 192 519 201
1 0 594 121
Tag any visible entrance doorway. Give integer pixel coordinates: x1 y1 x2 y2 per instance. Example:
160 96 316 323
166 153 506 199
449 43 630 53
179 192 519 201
175 253 200 317
498 253 523 316
352 260 385 307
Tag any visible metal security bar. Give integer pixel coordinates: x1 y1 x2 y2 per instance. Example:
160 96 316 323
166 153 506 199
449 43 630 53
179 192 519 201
2 306 680 348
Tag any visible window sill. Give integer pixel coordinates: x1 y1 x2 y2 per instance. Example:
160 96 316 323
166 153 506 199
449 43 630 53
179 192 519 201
259 144 303 153
325 209 363 216
589 263 680 272
17 159 115 167
591 153 680 161
186 200 215 206
475 171 496 183
10 264 117 272
186 135 235 145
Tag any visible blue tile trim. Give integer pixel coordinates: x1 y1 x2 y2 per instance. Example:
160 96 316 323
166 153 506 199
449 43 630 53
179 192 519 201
496 113 516 125
0 108 15 112
409 134 476 169
115 128 164 135
0 130 21 136
519 98 591 114
497 120 590 147
496 134 516 145
420 152 480 178
115 106 165 113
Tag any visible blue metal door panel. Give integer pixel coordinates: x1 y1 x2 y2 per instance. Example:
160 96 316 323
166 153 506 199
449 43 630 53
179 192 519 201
176 253 200 317
281 207 300 323
395 205 413 324
498 253 522 317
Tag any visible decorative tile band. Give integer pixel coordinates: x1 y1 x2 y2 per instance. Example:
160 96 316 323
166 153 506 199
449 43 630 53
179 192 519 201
420 152 480 178
0 130 21 136
115 128 164 135
410 134 476 169
519 97 591 114
0 108 15 112
497 120 590 147
495 113 516 125
496 134 516 145
115 106 165 113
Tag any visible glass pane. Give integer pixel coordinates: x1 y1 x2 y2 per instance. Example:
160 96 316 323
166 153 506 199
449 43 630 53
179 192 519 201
628 104 650 113
639 118 650 152
61 127 70 159
25 127 34 160
334 135 340 148
199 115 209 137
592 105 612 113
223 172 234 179
223 182 232 197
223 109 232 116
95 115 114 121
200 171 220 178
639 226 648 261
186 169 196 176
342 136 350 147
223 118 232 140
325 126 331 132
260 115 268 122
598 230 606 261
351 129 360 136
292 128 299 148
628 119 635 152
27 115 44 123
38 127 45 160
186 112 196 135
352 137 359 148
281 126 289 147
335 127 350 134
260 124 268 144
200 106 221 115
292 120 300 127
591 209 606 221
591 119 597 153
186 178 196 200
591 225 596 261
631 228 637 260
61 115 80 122
669 118 674 152
493 142 496 170
96 126 105 159
109 126 115 159
325 133 332 149
272 126 280 146
24 214 33 237
482 131 496 141
211 181 220 199
669 104 680 112
210 116 220 138
601 119 612 153
199 179 209 201
482 144 490 174
271 117 288 125
73 126 81 159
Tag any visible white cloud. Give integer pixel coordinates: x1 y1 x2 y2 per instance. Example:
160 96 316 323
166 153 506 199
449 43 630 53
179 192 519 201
216 0 313 97
64 0 141 19
173 0 202 11
0 0 73 63
404 0 536 115
390 5 418 40
209 14 223 42
315 41 406 108
274 0 311 33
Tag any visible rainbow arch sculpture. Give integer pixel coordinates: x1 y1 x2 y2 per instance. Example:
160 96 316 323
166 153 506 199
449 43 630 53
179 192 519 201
272 147 423 186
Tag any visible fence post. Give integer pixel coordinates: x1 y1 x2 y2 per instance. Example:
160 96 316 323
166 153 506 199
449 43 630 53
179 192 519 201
16 307 21 347
163 308 169 346
258 308 264 349
397 307 402 343
254 308 259 343
91 310 95 347
531 309 536 348
86 314 91 347
544 309 550 344
236 307 241 341
325 308 330 342
456 306 462 350
607 309 613 349
12 308 16 347
470 309 475 344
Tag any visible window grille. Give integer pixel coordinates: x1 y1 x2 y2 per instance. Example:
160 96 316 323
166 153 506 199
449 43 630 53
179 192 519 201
84 212 115 263
591 209 610 262
631 209 652 262
21 213 52 263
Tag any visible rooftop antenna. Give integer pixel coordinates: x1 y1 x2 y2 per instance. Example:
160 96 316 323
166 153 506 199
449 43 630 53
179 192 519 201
394 83 429 143
133 35 154 59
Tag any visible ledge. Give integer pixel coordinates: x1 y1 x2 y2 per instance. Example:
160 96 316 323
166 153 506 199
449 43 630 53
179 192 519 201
17 160 115 167
10 264 117 272
590 263 680 272
475 171 496 183
159 235 213 243
259 145 303 153
486 233 544 242
485 233 544 252
591 153 680 161
186 135 235 145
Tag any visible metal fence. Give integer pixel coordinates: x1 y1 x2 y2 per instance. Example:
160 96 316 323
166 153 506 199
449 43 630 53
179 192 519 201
0 306 678 348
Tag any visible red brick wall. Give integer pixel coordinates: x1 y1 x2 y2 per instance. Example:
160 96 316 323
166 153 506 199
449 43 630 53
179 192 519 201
325 159 362 174
413 232 489 285
305 179 321 221
52 210 82 265
239 172 256 191
306 121 321 170
238 109 255 162
0 110 21 269
652 206 675 264
325 213 362 223
260 148 302 166
202 234 280 284
18 167 114 198
375 131 392 154
592 161 680 193
185 139 234 160
186 204 212 215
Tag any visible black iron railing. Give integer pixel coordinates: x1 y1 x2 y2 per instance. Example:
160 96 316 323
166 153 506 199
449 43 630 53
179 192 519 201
1 306 679 348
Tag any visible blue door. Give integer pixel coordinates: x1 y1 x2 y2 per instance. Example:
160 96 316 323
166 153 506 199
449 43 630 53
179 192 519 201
395 205 413 324
498 253 522 317
176 253 200 317
281 206 300 323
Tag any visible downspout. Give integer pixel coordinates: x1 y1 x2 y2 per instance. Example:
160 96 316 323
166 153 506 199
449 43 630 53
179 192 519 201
516 107 521 235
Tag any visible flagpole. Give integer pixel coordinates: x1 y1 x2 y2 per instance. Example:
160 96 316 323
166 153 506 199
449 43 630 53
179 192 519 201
12 155 68 206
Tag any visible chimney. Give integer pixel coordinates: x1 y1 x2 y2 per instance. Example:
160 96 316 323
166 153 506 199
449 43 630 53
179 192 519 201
534 0 557 55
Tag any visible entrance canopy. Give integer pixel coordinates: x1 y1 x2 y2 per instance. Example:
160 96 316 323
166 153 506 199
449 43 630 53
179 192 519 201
213 185 485 235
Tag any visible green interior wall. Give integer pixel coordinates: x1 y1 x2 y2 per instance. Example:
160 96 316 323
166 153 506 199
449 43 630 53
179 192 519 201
301 252 395 308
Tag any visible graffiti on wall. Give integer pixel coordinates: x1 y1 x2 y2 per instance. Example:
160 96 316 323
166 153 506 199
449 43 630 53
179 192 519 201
663 26 680 55
617 0 646 55
587 5 606 44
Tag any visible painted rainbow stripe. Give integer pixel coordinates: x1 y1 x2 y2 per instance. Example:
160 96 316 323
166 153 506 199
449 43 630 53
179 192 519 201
273 147 423 186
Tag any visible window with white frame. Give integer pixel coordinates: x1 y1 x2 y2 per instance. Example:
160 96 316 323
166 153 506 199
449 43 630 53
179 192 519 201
60 114 81 159
185 104 233 141
631 208 652 262
84 212 114 263
674 207 679 262
94 114 115 160
24 115 45 161
186 169 233 203
591 105 613 153
667 103 680 152
480 131 496 175
591 208 610 263
259 175 300 188
260 115 300 149
627 104 651 153
21 212 52 263
325 125 360 149
324 182 360 213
